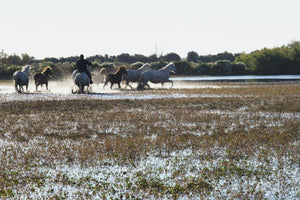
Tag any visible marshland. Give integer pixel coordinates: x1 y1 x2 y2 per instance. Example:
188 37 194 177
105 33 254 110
0 80 299 199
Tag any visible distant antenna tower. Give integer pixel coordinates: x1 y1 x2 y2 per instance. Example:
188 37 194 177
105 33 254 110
155 45 157 56
0 49 4 66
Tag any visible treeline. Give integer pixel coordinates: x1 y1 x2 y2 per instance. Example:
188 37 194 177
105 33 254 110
235 41 300 75
0 41 299 79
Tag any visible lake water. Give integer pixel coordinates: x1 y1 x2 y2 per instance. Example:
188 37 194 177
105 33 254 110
171 75 300 82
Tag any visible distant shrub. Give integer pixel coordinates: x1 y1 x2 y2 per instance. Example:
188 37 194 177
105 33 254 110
196 62 214 75
174 60 194 75
51 62 74 79
150 61 168 70
99 62 115 72
232 62 247 75
0 65 22 79
213 60 232 75
187 51 199 63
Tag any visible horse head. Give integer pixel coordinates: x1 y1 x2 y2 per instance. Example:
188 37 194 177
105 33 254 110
22 65 30 75
43 66 53 76
167 63 176 74
140 63 152 71
117 66 127 75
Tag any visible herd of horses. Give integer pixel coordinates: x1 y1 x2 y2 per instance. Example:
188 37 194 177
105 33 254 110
13 62 176 93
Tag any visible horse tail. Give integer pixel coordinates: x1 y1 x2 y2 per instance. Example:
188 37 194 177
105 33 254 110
99 68 107 74
78 76 84 92
13 72 21 92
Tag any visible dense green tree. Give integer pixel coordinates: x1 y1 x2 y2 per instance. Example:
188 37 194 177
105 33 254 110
44 57 60 63
174 60 194 75
196 63 214 75
21 53 32 65
162 53 181 62
1 41 299 79
116 53 132 63
213 60 232 75
235 41 300 75
133 54 150 63
231 62 246 75
216 51 235 62
148 54 159 63
187 51 199 62
7 54 21 65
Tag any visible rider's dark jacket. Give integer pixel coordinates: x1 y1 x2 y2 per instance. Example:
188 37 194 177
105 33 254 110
76 59 91 71
76 58 93 83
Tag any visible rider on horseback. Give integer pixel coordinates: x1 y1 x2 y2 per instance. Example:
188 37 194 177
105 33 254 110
76 54 93 84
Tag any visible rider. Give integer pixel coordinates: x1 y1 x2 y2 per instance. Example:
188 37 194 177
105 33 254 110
76 54 93 84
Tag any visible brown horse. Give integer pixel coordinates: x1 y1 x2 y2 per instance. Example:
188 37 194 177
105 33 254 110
101 66 127 89
34 66 53 91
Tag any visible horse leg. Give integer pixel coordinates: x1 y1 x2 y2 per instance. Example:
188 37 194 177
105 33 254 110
26 83 29 92
137 78 147 90
167 80 173 88
110 83 114 90
16 83 22 93
103 81 108 89
118 83 121 89
165 80 173 88
15 82 19 92
46 82 48 90
128 84 133 90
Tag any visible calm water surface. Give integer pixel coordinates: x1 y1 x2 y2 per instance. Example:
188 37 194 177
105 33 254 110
171 75 300 81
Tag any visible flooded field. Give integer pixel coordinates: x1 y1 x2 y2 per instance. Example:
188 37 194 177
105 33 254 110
1 75 299 102
0 78 238 102
0 79 299 199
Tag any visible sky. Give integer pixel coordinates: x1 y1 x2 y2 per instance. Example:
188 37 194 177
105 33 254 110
0 0 299 59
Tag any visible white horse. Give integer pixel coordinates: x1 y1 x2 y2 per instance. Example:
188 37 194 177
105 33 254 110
137 62 176 90
123 63 152 89
72 66 91 93
13 65 30 93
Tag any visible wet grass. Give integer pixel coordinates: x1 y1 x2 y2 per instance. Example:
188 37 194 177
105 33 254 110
0 82 299 199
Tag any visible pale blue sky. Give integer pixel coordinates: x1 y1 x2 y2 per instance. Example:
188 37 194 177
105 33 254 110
1 0 299 59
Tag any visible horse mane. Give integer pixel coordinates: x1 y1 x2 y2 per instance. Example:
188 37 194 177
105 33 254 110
161 62 174 70
22 65 30 74
42 66 52 74
22 65 30 70
114 65 126 74
99 68 107 74
138 63 150 70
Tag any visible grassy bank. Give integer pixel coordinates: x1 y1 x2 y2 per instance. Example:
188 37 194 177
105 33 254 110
0 82 299 199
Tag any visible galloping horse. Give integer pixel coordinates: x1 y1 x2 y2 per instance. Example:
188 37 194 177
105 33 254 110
34 66 53 91
13 65 30 93
72 65 91 93
137 62 176 90
123 63 152 89
101 66 127 89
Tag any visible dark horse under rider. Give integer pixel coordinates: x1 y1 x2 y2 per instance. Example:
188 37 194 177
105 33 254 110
76 54 93 84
